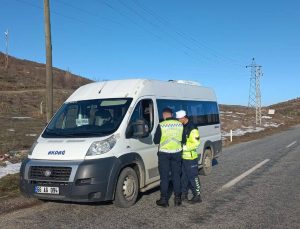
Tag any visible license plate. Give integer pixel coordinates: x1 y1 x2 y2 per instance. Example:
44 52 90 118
35 186 59 195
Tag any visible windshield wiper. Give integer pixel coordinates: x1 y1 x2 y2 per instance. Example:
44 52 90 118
43 128 107 138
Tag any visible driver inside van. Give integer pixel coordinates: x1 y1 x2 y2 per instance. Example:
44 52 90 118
94 109 113 128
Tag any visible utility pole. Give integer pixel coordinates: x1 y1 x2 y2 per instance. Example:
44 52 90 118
4 29 9 70
246 58 263 126
44 0 53 122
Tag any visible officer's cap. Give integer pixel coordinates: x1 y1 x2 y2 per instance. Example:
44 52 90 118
176 110 187 119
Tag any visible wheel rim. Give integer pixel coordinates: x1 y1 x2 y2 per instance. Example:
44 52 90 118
122 175 137 201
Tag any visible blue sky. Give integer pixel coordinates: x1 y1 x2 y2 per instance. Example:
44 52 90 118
0 0 299 105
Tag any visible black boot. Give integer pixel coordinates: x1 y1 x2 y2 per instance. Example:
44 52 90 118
181 193 188 202
188 195 202 204
156 198 169 207
174 196 182 206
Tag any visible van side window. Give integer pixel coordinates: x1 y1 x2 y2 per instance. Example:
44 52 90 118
157 99 219 126
156 100 186 121
126 99 154 138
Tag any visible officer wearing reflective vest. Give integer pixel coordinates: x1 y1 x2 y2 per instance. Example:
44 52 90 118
176 110 202 204
154 107 186 207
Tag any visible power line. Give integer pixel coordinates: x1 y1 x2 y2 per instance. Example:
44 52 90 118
15 0 245 72
56 0 126 28
101 0 205 63
118 0 203 60
131 0 244 68
110 0 215 64
14 0 107 31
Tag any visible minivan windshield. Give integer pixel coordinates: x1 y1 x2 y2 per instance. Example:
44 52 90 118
42 98 132 138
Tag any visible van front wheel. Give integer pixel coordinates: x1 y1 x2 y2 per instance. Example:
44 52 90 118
201 149 213 176
114 167 139 208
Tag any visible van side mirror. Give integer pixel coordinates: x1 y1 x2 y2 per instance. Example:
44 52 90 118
132 119 149 138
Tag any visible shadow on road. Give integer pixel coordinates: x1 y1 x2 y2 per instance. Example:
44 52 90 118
43 159 219 207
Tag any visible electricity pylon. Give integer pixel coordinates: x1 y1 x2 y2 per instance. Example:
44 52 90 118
4 29 9 69
246 58 263 126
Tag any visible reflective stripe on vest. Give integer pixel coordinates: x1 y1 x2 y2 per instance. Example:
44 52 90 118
159 120 183 153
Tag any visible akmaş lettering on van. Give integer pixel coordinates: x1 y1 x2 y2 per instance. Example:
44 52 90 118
48 150 65 155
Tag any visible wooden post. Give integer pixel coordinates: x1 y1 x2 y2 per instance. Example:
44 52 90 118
44 0 53 122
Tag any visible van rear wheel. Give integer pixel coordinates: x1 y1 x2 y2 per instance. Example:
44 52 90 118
114 167 139 208
201 149 213 176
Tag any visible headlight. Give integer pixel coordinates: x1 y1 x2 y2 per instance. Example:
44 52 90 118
28 141 38 156
86 135 116 156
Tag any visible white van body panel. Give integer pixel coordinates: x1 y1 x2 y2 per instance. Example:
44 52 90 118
197 124 221 162
66 79 216 102
125 96 160 184
29 137 116 161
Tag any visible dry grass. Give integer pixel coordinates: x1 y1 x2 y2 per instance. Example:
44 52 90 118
0 52 91 91
0 173 20 199
220 103 300 146
0 90 73 154
0 51 91 155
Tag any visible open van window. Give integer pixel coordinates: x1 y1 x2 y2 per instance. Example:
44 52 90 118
126 99 154 138
42 98 132 138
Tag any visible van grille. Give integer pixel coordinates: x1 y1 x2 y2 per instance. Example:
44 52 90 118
30 180 69 186
29 166 72 181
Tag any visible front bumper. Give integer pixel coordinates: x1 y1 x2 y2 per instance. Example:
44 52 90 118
20 157 120 202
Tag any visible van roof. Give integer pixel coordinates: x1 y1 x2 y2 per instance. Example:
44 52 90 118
66 79 217 102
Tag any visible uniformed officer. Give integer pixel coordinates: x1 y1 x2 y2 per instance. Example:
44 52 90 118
154 107 186 207
176 110 202 204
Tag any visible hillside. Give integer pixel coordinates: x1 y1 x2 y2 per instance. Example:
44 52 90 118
0 52 92 156
220 101 300 146
0 52 91 91
269 97 300 116
0 52 92 116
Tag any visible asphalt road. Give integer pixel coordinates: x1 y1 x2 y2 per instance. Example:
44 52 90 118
1 125 300 229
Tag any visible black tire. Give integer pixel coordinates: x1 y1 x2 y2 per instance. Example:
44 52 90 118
200 148 213 176
114 167 139 208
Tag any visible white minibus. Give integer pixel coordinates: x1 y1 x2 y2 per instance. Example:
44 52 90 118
20 79 221 207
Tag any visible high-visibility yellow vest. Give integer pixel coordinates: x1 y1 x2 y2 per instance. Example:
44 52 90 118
159 119 183 153
182 129 200 160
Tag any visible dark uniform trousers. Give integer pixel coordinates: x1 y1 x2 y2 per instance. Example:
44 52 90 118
181 158 201 196
158 151 182 198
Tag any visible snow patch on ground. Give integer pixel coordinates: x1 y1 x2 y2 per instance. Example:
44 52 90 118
263 122 282 128
225 114 238 118
222 121 282 139
220 111 233 114
222 127 265 137
25 134 37 137
0 161 21 179
7 129 15 132
262 116 272 119
11 116 31 119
